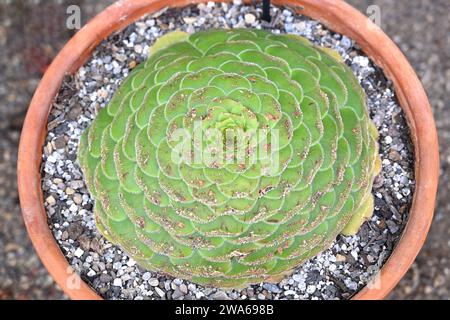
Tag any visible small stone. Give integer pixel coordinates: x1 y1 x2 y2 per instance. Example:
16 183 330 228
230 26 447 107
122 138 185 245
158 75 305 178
87 269 96 277
65 187 75 196
340 36 352 49
211 291 230 300
244 13 256 25
344 279 358 291
149 278 159 286
68 103 83 121
61 231 69 241
386 220 399 234
195 292 205 299
263 283 282 293
293 21 306 32
78 235 91 251
127 259 137 267
98 88 108 99
53 136 66 149
292 274 304 282
95 263 106 274
282 9 292 16
73 193 83 204
188 283 197 292
67 222 84 239
69 180 84 189
46 195 56 206
113 278 123 287
142 272 152 281
134 44 143 54
257 293 266 300
306 285 316 294
115 54 127 63
389 149 402 162
402 188 411 196
172 289 183 299
155 287 165 298
90 238 101 253
99 273 113 283
74 248 84 258
122 274 131 282
354 55 369 67
183 17 197 24
335 254 347 262
179 284 188 294
384 136 393 144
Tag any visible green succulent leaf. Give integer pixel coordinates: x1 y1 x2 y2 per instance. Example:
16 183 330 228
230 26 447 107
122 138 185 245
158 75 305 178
78 29 380 289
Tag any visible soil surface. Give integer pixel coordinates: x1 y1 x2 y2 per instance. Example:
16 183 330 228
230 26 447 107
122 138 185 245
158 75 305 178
0 0 448 300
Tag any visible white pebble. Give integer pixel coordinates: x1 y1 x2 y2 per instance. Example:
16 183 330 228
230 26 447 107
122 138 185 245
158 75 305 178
134 44 143 54
155 287 165 298
74 248 84 258
306 285 316 294
183 17 197 24
244 13 256 25
149 278 159 286
292 274 304 282
113 278 123 287
142 272 152 281
127 259 137 267
196 292 205 299
188 283 197 292
179 284 188 294
354 56 369 67
46 195 56 206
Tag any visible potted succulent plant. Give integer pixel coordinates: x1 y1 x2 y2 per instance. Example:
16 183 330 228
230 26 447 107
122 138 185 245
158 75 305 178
18 0 438 300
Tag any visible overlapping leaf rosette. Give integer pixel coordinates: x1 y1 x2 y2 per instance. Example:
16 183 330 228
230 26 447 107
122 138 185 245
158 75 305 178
78 29 381 288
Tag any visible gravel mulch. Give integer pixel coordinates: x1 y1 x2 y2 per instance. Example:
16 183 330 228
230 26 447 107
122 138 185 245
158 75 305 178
39 2 415 300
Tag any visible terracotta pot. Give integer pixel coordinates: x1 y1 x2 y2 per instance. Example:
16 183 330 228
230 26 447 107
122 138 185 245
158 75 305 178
17 0 439 300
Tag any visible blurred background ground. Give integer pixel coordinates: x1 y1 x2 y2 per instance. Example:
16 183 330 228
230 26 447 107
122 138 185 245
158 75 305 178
0 0 448 299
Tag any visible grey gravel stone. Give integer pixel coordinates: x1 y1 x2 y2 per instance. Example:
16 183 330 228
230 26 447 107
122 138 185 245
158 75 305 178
100 273 113 283
52 136 66 149
179 284 188 294
67 222 83 240
211 291 230 300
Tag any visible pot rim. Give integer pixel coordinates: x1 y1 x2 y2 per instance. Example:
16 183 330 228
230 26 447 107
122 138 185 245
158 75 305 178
17 0 439 300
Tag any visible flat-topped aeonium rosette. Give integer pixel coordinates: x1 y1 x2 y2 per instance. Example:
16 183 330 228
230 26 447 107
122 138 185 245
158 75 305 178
78 29 381 289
